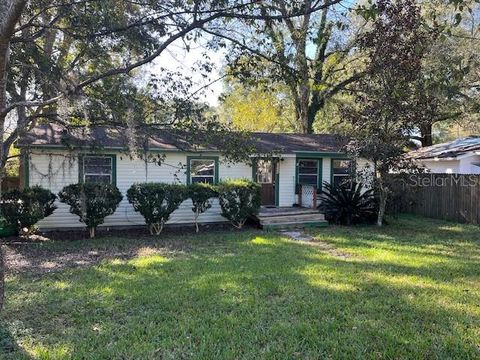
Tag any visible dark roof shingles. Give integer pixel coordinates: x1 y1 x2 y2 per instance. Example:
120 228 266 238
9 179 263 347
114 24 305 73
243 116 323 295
17 124 347 154
408 136 480 160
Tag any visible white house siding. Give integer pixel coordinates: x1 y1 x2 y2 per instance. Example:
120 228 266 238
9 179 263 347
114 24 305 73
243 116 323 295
459 155 480 174
418 156 480 174
27 150 359 229
28 150 253 230
419 160 460 174
29 152 81 229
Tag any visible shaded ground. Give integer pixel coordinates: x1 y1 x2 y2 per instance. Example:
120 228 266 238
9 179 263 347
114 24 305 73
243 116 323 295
3 224 248 275
1 215 479 359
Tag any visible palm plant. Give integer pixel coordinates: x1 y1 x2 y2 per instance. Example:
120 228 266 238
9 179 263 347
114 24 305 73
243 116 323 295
319 181 377 225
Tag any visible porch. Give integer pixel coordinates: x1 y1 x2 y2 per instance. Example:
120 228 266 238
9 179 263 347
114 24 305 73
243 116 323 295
256 206 328 230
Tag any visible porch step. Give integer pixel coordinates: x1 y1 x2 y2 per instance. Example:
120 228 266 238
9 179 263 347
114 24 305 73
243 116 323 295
257 209 328 229
261 220 328 230
258 208 319 217
259 213 325 225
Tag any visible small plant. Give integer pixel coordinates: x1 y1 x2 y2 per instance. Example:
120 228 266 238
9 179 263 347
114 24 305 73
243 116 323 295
127 183 188 235
58 183 122 238
218 179 261 229
319 181 377 225
1 186 57 234
188 183 218 233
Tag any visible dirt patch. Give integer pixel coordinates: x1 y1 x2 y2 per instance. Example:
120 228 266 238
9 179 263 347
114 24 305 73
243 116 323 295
281 230 352 259
4 241 149 276
2 223 257 276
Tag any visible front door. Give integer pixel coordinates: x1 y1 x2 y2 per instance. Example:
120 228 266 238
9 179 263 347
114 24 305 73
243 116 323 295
256 159 276 206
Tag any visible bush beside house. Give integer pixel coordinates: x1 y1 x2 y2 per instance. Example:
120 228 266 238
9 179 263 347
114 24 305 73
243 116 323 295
1 186 57 234
218 179 261 229
58 183 123 238
188 183 218 233
1 180 262 237
127 183 188 235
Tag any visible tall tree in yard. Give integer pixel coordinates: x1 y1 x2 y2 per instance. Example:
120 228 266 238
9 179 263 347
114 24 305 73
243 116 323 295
216 0 365 133
411 1 480 146
343 0 429 226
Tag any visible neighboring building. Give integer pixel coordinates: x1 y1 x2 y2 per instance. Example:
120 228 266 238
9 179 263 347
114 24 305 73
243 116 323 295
17 124 365 230
408 136 480 174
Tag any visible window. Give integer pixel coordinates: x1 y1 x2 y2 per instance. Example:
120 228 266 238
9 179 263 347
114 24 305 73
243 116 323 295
297 159 319 186
189 158 217 184
256 160 273 183
82 156 114 184
332 159 353 187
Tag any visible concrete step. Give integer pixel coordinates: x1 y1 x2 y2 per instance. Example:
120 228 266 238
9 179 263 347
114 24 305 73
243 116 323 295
261 220 328 230
259 213 325 225
258 208 319 217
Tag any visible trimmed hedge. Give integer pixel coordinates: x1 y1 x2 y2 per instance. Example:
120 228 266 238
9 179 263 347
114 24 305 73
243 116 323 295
1 186 57 234
188 183 218 232
127 183 188 235
218 179 261 229
58 183 123 238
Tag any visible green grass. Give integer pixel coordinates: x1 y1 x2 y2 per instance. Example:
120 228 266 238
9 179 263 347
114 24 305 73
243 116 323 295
1 215 479 359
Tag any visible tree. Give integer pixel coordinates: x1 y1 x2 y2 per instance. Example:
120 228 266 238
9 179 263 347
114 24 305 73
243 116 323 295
411 15 480 146
215 0 365 133
343 0 429 226
218 78 297 132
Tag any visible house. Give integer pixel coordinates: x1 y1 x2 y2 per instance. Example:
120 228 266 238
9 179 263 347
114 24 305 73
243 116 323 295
17 124 365 230
408 136 480 174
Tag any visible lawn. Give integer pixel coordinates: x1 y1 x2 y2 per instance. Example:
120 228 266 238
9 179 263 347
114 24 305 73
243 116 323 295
1 215 479 359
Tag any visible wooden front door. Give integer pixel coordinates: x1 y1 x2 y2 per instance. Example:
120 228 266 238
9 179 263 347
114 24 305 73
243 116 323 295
256 159 276 206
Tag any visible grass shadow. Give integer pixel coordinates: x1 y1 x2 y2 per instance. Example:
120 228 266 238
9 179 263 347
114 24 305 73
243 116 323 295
1 215 479 358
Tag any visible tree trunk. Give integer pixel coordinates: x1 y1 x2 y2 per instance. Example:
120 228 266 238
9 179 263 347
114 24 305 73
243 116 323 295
376 176 387 226
194 213 199 233
89 227 95 238
307 96 325 134
420 123 433 147
0 39 10 315
149 222 164 235
0 241 4 311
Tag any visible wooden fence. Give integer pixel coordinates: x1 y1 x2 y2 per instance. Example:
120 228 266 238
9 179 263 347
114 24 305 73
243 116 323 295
392 174 480 225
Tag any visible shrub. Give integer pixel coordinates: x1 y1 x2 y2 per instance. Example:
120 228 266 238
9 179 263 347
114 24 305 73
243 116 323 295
127 183 188 235
188 183 218 233
318 181 377 225
58 183 122 238
1 186 57 234
218 179 261 229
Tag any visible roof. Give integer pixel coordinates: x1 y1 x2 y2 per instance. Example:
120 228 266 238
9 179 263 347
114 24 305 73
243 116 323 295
16 124 348 155
408 136 480 160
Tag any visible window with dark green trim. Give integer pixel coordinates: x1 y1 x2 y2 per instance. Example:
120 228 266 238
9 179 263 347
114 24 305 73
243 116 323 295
296 158 323 193
297 159 318 185
187 156 219 185
331 159 354 187
79 155 116 185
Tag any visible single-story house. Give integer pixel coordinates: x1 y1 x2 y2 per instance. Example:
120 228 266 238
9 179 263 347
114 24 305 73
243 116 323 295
408 136 480 174
17 124 366 230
